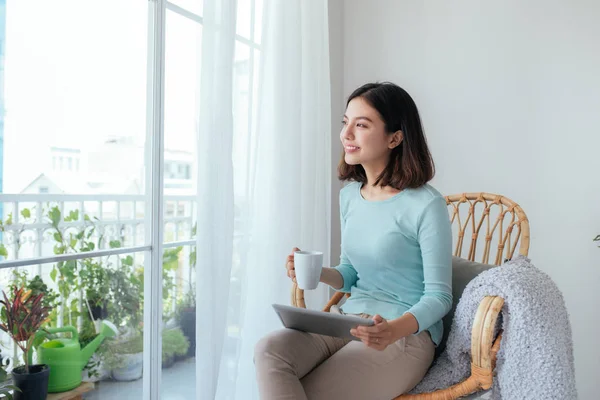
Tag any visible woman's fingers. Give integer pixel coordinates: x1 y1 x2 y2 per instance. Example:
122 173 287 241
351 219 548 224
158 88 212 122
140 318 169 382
361 324 385 334
350 329 392 351
286 261 295 274
285 262 296 283
286 247 300 282
350 328 387 340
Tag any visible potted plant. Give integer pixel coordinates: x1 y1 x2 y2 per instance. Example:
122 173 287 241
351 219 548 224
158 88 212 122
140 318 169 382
79 326 111 383
0 287 51 400
80 259 110 322
177 236 196 358
109 334 143 382
161 328 190 368
9 273 59 312
176 285 196 358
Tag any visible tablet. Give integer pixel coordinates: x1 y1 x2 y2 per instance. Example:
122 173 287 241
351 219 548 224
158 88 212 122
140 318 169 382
272 303 374 341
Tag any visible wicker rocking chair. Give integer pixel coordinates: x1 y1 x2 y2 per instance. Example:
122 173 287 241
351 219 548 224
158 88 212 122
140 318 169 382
290 192 530 399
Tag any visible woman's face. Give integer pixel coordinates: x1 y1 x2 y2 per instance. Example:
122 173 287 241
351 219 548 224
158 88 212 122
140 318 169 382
340 97 398 168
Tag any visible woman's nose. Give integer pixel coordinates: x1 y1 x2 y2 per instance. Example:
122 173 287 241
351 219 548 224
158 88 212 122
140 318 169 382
341 125 354 140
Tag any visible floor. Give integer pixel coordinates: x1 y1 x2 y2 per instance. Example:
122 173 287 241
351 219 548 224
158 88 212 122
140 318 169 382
82 356 492 400
84 358 196 400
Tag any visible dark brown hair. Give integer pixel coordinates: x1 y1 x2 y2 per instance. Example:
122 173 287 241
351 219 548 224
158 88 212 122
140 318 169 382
338 82 435 190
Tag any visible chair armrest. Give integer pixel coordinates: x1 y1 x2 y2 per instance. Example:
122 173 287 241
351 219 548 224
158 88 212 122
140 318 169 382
291 282 307 308
395 295 504 400
290 285 347 311
471 296 504 378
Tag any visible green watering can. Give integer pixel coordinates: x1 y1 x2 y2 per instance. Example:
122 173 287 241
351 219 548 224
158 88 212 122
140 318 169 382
27 321 117 393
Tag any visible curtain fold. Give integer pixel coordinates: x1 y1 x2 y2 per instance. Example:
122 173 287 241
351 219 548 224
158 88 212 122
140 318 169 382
195 1 331 398
195 0 236 399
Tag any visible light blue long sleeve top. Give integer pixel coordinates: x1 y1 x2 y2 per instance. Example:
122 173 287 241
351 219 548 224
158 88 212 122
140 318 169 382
334 182 453 346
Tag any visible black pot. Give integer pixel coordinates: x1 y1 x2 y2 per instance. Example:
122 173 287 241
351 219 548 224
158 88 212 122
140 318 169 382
174 353 187 362
12 364 50 400
162 355 175 369
180 307 196 357
90 301 109 320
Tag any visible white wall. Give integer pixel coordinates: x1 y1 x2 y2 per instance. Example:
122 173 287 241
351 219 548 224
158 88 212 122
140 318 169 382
331 0 600 398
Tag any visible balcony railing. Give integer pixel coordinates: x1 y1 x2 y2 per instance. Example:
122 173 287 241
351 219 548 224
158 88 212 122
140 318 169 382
0 193 199 366
0 194 197 260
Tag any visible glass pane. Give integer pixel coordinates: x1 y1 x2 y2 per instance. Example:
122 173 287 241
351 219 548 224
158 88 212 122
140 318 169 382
163 9 201 399
3 1 148 202
255 0 264 44
163 10 201 245
233 41 250 200
1 2 154 399
236 0 252 39
0 251 147 399
161 244 197 399
1 0 149 252
168 0 203 17
0 200 146 261
251 49 261 156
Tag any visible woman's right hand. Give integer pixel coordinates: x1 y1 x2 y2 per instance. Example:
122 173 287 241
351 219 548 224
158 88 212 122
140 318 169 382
286 247 300 283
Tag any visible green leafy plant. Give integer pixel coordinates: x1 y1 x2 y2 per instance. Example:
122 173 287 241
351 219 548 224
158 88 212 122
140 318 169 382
0 204 196 373
108 265 142 329
162 247 183 320
0 288 51 374
43 206 143 330
101 334 143 371
47 206 92 327
177 223 197 312
0 208 36 259
80 258 110 317
82 355 103 381
162 328 189 362
9 271 59 311
121 335 144 355
0 349 20 400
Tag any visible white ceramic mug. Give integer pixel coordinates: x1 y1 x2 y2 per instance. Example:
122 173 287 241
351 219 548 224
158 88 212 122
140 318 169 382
294 250 323 290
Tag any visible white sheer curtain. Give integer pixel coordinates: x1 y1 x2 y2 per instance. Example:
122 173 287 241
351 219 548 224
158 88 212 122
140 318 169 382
194 0 236 399
195 0 332 399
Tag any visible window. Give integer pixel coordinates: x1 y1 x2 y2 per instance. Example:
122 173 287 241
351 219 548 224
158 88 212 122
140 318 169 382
0 1 262 398
2 1 149 399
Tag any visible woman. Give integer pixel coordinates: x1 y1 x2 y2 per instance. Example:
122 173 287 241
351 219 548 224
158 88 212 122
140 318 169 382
254 82 453 400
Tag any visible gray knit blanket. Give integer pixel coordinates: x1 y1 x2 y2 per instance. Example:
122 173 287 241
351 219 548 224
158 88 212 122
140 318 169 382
410 256 578 399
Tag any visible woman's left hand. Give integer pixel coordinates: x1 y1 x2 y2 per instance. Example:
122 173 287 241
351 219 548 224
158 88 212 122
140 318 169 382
350 315 398 351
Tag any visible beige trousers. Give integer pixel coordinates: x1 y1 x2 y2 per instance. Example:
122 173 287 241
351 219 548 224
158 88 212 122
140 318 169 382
254 308 435 400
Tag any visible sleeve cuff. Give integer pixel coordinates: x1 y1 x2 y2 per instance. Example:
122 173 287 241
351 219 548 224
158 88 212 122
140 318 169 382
404 304 434 335
333 264 357 293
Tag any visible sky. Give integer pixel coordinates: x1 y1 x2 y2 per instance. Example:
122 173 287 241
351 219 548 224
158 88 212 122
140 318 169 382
2 0 259 194
4 1 184 193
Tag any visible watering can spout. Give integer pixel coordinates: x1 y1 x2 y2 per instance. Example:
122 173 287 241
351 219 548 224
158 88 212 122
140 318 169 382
80 320 118 368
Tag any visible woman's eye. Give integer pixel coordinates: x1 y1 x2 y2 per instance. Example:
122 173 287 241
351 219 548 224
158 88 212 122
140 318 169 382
357 123 367 128
341 120 348 125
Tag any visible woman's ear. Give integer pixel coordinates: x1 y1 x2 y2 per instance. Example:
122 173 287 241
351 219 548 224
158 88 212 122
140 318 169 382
388 130 404 149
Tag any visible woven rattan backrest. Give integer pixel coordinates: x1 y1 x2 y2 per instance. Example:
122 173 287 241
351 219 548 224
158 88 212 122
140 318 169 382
446 193 530 266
